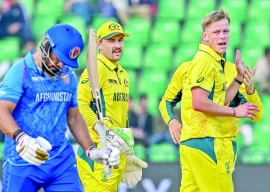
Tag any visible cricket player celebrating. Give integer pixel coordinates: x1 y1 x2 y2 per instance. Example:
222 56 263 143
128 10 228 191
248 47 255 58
0 24 120 192
159 59 263 191
76 21 148 192
159 9 260 192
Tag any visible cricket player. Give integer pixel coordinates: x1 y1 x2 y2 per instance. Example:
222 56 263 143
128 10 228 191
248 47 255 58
159 9 260 192
76 21 148 192
0 24 120 192
159 59 263 191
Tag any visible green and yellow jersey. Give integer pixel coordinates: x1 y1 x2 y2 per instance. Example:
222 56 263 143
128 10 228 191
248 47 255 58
159 59 263 140
77 54 130 143
180 44 226 141
159 61 190 124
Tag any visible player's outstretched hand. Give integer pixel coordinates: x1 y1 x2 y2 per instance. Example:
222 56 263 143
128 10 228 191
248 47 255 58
16 134 52 166
235 49 245 78
243 65 256 94
234 103 260 120
168 119 182 144
86 146 120 167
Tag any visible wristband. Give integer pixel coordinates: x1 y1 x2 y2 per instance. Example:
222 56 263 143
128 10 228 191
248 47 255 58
13 129 24 141
232 108 236 117
86 146 96 158
234 78 242 85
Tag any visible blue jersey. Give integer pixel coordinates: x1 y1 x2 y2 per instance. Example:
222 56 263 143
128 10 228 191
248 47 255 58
0 51 78 165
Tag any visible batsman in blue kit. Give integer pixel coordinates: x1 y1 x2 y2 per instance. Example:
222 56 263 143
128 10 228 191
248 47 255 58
0 24 120 192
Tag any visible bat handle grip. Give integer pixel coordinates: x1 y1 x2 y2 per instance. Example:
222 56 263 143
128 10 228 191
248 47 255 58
99 124 111 178
103 157 112 178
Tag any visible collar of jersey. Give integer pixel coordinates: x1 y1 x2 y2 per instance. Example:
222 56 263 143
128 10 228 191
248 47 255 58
97 54 123 72
25 51 39 70
199 44 225 62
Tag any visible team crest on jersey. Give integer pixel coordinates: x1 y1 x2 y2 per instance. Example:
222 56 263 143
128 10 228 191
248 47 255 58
60 73 70 84
69 47 81 59
225 161 231 174
124 78 129 87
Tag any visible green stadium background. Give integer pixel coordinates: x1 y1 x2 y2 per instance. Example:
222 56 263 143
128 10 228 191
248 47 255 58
1 0 270 191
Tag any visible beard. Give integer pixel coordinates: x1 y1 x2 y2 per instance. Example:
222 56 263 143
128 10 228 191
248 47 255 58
42 59 61 77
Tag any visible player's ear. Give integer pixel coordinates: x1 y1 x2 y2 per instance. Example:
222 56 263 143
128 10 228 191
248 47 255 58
97 41 102 50
202 32 208 43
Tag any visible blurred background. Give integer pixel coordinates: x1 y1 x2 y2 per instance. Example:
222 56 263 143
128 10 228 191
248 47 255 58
0 0 270 191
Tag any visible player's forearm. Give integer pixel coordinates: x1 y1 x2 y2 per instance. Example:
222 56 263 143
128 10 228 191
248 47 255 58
0 112 21 139
0 101 21 139
159 98 176 125
193 98 234 117
225 75 243 105
68 110 95 150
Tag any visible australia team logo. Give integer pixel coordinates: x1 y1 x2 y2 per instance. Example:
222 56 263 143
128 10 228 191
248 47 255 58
101 171 108 182
108 23 120 31
69 47 81 59
124 78 129 87
225 161 231 174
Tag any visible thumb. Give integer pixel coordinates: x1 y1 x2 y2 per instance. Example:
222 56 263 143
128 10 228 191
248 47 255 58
37 137 52 151
108 146 120 158
133 155 148 168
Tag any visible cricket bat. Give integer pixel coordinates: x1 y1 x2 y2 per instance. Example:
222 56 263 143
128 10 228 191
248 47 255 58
87 29 111 178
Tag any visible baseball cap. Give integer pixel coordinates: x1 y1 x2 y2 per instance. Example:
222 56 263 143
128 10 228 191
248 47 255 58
45 24 84 68
97 21 130 41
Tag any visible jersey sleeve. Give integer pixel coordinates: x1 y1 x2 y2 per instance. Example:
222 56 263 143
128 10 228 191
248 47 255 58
159 64 186 125
246 90 263 122
238 84 264 122
190 56 215 92
0 62 24 103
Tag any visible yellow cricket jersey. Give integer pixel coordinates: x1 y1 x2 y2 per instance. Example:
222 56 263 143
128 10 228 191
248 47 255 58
222 61 263 138
181 44 226 141
159 59 264 140
159 62 190 124
77 54 130 143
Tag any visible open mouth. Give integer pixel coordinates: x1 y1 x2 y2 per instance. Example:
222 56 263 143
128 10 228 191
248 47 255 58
218 42 227 46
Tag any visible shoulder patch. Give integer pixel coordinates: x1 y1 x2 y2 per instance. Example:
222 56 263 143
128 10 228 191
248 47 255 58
196 76 204 83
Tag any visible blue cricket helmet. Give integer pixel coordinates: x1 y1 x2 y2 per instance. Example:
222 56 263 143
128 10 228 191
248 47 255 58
45 24 84 68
